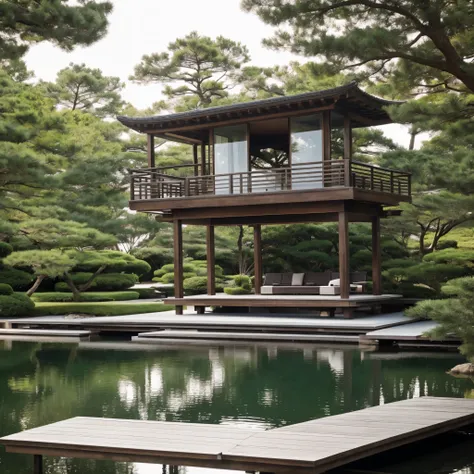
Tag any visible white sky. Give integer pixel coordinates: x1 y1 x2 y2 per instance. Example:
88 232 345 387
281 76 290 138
24 0 415 148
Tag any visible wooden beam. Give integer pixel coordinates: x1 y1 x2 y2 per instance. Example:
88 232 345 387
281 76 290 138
147 134 155 168
173 220 184 315
253 224 263 294
34 455 43 474
372 215 382 295
164 132 202 145
206 225 216 295
344 115 352 160
338 210 350 299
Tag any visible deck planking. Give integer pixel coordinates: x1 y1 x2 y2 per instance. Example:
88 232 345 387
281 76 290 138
2 397 474 474
132 329 359 343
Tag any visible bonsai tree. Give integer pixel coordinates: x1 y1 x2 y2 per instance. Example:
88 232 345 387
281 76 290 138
5 249 150 301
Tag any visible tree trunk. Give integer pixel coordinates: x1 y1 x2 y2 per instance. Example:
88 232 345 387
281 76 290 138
64 272 82 302
26 275 46 297
409 129 417 151
79 265 107 292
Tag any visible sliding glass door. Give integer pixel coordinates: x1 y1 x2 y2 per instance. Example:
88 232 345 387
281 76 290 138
214 125 248 194
290 114 323 189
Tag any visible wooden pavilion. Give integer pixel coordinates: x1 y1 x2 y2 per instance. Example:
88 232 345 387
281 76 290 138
118 82 411 317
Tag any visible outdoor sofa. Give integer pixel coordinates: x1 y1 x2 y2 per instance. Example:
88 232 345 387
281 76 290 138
260 271 368 295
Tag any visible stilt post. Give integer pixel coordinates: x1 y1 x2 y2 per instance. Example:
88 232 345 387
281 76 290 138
338 210 350 299
253 224 263 294
206 225 216 295
173 219 184 315
33 455 43 474
372 215 382 295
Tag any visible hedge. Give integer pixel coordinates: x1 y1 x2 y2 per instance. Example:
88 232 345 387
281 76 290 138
0 283 13 295
133 288 159 299
31 291 140 303
55 273 139 292
33 302 174 317
0 267 34 290
0 293 35 317
0 242 13 258
224 287 252 295
183 276 225 295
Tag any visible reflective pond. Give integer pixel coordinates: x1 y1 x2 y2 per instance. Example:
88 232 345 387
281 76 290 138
0 340 473 474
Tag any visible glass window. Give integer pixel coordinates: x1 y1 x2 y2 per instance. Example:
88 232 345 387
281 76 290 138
331 112 345 160
214 125 248 194
290 114 323 189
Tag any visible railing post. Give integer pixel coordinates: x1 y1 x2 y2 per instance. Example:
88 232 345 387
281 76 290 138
229 174 234 194
130 172 135 201
390 170 394 194
239 173 243 194
248 172 252 193
344 159 351 187
370 167 374 191
184 177 190 197
408 174 412 197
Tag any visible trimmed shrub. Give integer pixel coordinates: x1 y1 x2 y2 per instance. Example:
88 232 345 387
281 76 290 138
55 273 139 292
133 288 158 299
382 258 419 270
423 249 474 267
33 302 173 317
183 276 225 295
224 274 252 295
31 291 140 303
436 240 458 250
160 272 175 284
93 273 138 291
73 250 151 276
0 283 13 295
397 282 438 299
224 287 251 295
0 267 34 290
0 293 35 317
0 242 13 258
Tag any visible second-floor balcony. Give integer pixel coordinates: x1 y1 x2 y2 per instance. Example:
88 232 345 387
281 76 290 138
129 159 411 209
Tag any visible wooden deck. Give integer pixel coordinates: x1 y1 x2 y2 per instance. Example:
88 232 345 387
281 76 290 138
133 330 360 344
360 320 460 348
2 397 474 474
0 328 92 342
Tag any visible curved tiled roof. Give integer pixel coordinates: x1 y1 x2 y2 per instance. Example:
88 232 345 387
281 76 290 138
117 82 401 135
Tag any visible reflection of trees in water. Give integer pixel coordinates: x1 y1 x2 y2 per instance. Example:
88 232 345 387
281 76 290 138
0 342 473 474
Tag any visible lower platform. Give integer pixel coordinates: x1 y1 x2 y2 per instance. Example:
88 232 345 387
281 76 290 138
164 293 401 314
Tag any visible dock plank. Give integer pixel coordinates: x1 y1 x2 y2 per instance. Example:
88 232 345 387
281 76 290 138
2 397 474 474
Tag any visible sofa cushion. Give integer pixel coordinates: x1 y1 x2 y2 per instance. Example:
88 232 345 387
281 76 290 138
291 273 305 286
261 285 274 295
263 273 282 286
273 286 320 295
304 271 331 286
281 273 293 285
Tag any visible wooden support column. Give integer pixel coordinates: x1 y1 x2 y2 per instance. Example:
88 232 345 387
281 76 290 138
372 215 382 295
343 115 352 160
206 225 216 295
200 143 206 175
147 134 155 168
33 455 43 474
192 144 199 176
253 224 263 294
322 111 331 162
173 220 184 315
338 210 350 300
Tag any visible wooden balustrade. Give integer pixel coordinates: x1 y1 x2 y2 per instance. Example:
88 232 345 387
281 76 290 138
129 159 411 201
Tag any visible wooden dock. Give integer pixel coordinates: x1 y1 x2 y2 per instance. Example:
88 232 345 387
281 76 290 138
360 320 460 348
2 397 474 474
0 328 92 342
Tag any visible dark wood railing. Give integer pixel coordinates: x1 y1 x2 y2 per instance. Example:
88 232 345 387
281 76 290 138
129 159 411 201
